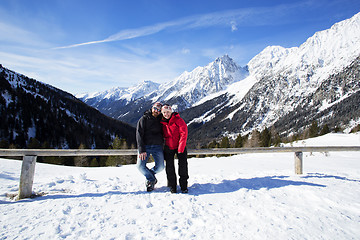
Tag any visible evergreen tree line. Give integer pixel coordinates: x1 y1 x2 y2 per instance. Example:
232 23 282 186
72 136 136 167
0 136 136 167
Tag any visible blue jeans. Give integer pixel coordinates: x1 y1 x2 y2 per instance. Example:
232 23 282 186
136 145 164 182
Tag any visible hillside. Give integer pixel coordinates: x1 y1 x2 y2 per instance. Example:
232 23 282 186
182 55 360 146
0 65 136 149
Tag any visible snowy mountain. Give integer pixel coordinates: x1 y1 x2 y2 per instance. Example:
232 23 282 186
181 12 360 146
78 55 248 123
78 12 360 147
154 55 248 109
77 80 160 106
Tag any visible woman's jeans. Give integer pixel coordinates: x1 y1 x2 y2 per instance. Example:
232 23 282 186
136 145 164 182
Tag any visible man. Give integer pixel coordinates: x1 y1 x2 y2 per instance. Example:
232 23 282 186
136 102 165 192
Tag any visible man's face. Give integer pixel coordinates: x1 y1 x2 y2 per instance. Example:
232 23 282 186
152 106 161 117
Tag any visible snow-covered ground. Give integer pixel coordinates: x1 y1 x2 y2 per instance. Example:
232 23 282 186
1 133 360 239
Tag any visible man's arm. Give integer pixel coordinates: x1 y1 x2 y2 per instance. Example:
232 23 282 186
136 117 146 155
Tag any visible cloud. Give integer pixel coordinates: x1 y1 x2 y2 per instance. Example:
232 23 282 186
0 22 48 48
54 2 311 49
230 21 238 32
181 48 191 54
54 20 186 49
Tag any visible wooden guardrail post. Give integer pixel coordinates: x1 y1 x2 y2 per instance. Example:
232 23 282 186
294 151 303 175
18 155 37 200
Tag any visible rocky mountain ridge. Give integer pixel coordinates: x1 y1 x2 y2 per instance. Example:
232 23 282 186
78 12 360 146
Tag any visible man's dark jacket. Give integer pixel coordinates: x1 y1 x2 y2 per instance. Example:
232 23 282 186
136 109 164 153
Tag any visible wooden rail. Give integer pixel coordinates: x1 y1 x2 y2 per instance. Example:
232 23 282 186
1 146 360 200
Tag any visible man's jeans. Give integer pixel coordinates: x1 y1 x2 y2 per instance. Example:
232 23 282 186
137 145 164 182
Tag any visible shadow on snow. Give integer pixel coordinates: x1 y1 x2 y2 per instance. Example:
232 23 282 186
301 173 360 182
188 175 326 196
1 175 327 203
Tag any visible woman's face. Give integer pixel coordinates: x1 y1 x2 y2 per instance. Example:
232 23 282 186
162 108 172 119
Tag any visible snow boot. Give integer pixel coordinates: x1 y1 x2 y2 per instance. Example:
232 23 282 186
146 179 157 192
169 186 177 194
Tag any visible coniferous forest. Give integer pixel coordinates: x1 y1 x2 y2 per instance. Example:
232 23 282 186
0 65 136 159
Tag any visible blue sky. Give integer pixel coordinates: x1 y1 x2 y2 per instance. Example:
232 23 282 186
1 0 359 95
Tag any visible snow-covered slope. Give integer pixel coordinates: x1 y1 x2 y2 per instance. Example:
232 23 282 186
181 12 360 144
1 133 360 239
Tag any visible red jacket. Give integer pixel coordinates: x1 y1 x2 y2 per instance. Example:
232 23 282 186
161 112 188 153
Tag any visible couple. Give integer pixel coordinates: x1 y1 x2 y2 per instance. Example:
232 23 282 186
136 102 189 193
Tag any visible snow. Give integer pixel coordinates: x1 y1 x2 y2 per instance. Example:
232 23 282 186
188 108 217 125
2 90 12 107
77 81 160 103
27 124 36 140
1 133 360 239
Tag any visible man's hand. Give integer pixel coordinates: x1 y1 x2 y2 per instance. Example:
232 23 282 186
139 152 147 160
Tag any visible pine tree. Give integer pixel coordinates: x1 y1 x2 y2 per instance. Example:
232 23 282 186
220 137 231 148
246 130 261 147
270 126 282 147
106 136 129 166
0 139 9 148
234 134 244 148
351 124 360 133
309 121 319 138
41 141 50 149
320 124 330 136
89 158 100 167
74 143 89 167
208 140 219 148
27 138 41 149
260 127 271 147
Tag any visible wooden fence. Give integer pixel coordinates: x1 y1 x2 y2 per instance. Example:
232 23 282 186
1 146 360 200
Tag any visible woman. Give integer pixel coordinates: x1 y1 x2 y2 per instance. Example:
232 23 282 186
160 104 189 193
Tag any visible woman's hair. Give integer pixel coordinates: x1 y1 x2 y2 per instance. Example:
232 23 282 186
161 104 172 112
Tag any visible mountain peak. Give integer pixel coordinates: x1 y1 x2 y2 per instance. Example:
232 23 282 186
126 80 160 99
137 80 160 88
248 11 360 81
215 54 232 62
209 54 240 73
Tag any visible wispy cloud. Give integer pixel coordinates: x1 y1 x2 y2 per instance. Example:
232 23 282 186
0 22 49 48
54 20 186 49
54 2 310 49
